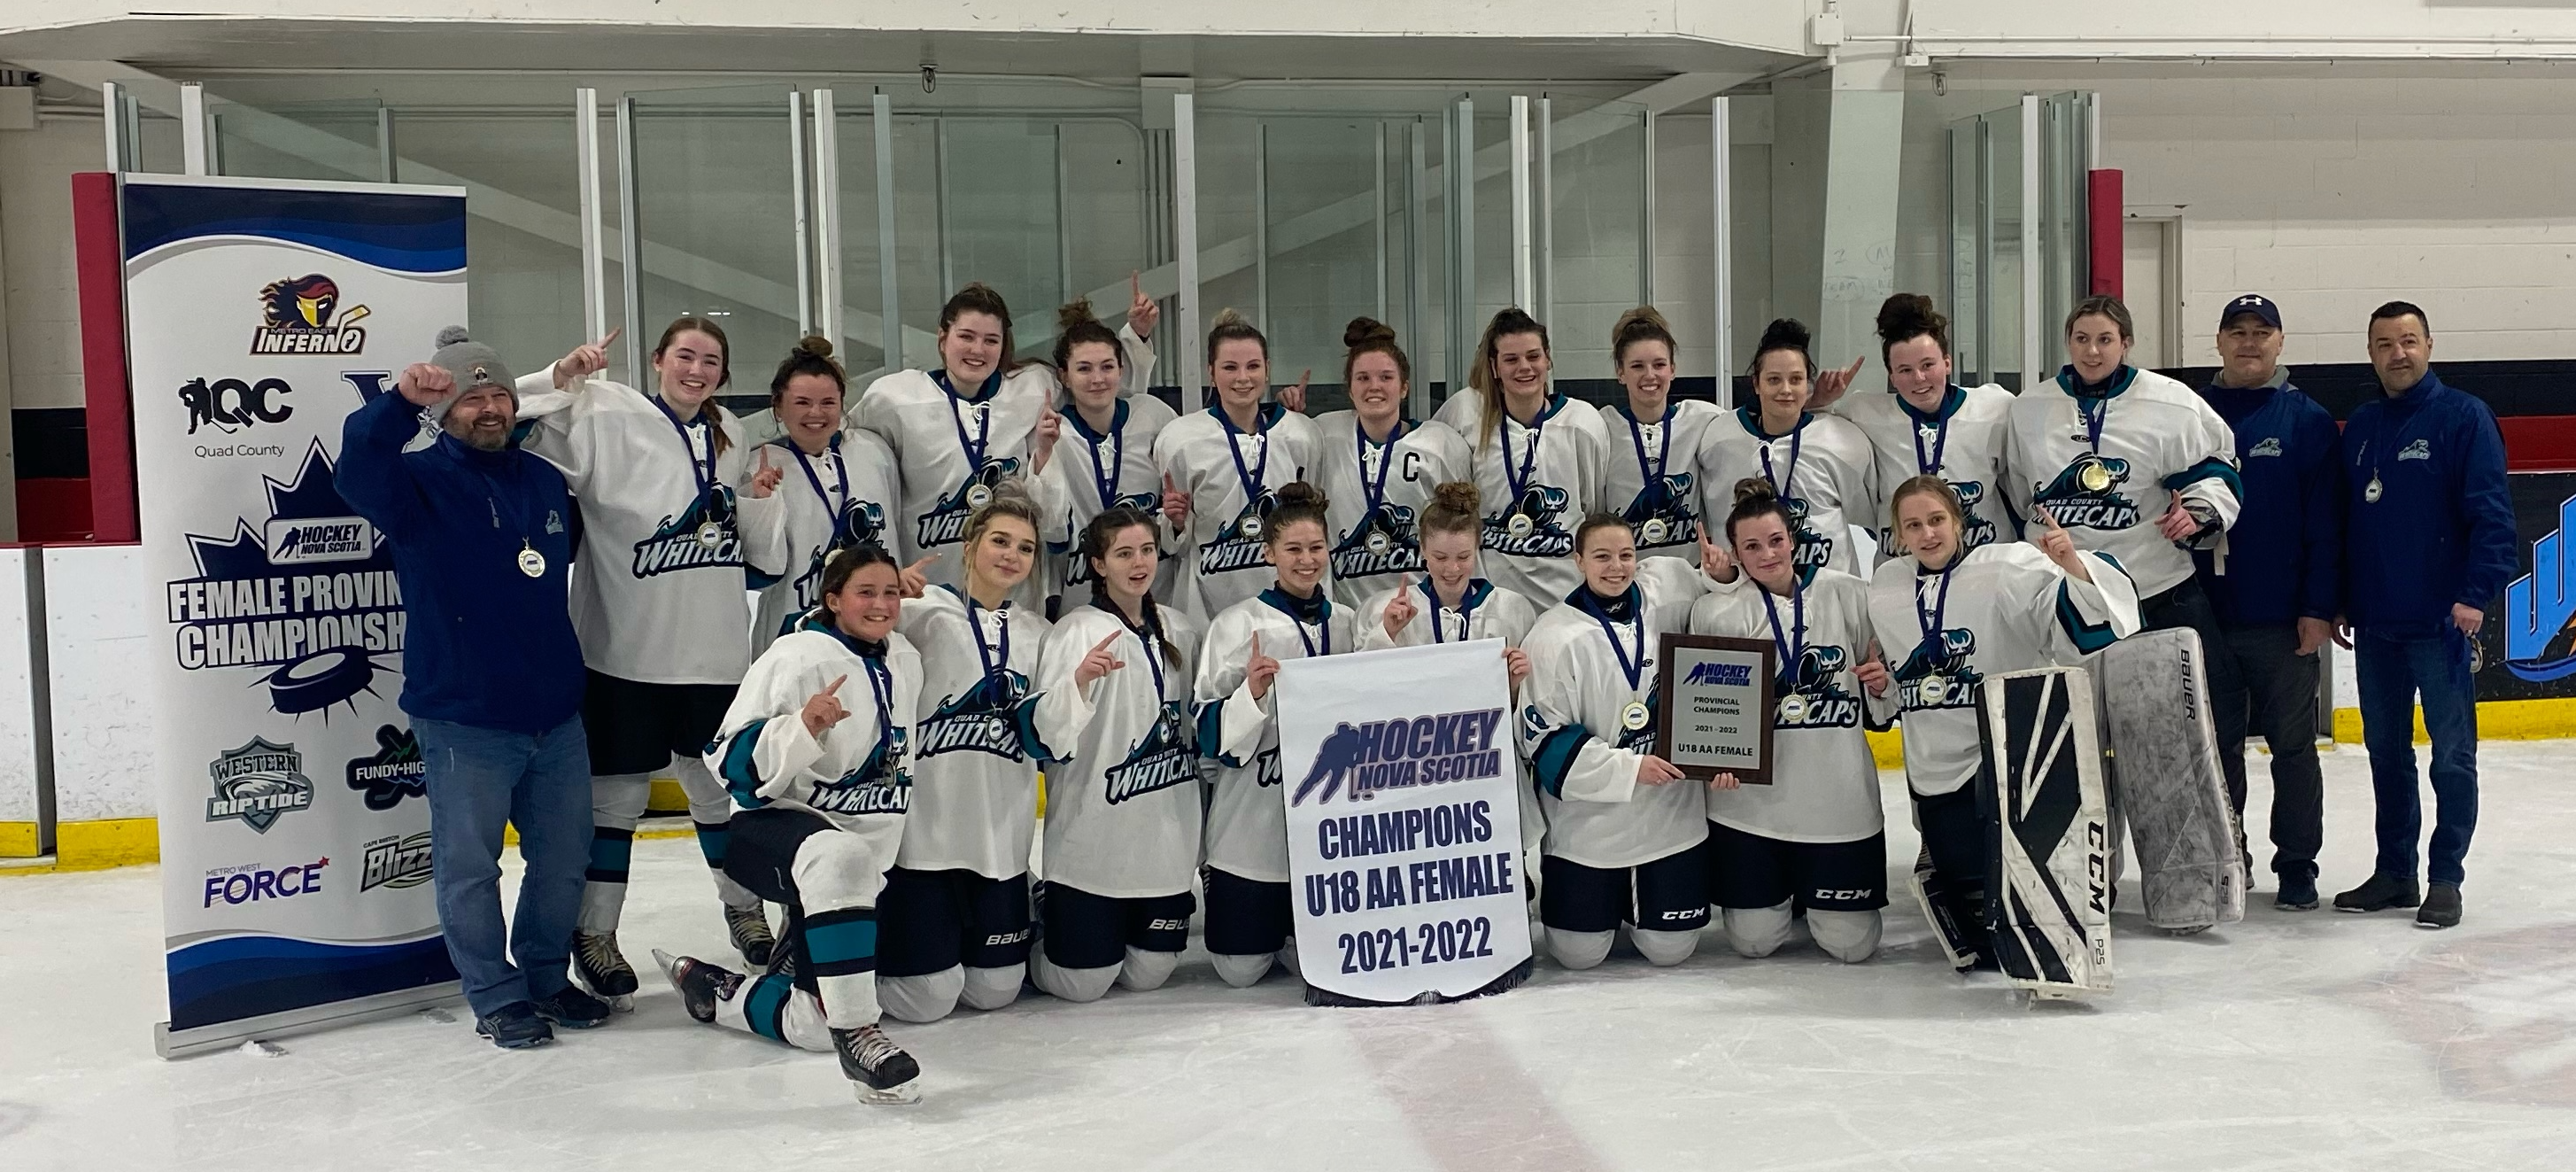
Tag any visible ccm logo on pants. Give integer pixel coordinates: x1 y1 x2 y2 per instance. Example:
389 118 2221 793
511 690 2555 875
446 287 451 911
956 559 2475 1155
204 858 330 907
1814 888 1876 903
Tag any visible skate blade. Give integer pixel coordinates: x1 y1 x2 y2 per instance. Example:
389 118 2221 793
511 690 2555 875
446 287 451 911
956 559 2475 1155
855 1081 922 1106
607 993 635 1013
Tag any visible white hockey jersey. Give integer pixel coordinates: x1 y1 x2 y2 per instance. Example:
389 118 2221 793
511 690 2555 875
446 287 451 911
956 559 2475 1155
1354 578 1542 652
850 364 1066 600
893 586 1093 878
1196 587 1358 884
514 374 787 685
2004 365 2241 597
749 428 903 653
1310 411 1472 607
1689 568 1893 843
1695 407 1875 581
1040 394 1181 614
1832 383 2018 556
1038 600 1207 900
1867 542 2141 798
1516 560 1713 870
1599 399 1725 564
705 618 922 853
1153 404 1322 621
1433 391 1610 603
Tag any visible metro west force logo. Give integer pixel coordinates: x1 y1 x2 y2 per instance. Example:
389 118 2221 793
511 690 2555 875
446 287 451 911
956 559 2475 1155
360 831 434 892
203 856 329 907
2505 493 2576 682
2032 455 2140 532
251 274 369 355
206 736 314 834
166 442 405 715
1292 707 1508 807
1104 701 1195 804
344 724 427 811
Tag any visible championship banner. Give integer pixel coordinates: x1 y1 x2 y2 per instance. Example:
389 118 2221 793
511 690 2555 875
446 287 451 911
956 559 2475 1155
1275 640 1534 1005
122 175 468 1056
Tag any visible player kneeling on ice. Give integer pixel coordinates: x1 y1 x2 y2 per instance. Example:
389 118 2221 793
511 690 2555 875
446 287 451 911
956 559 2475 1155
1519 515 1723 970
660 547 924 1104
1197 483 1354 987
1692 479 1897 964
1866 477 2139 971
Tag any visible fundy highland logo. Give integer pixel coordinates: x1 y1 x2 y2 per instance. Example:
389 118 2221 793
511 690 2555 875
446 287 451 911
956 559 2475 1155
1291 707 1508 807
205 736 314 834
251 275 369 355
344 725 427 811
2505 493 2576 683
360 832 434 892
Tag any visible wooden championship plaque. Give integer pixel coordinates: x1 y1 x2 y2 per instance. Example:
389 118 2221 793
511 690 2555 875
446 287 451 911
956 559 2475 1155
1653 633 1776 784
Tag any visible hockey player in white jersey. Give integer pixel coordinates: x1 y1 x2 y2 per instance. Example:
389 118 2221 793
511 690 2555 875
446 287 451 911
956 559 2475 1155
1156 311 1321 621
1599 307 1722 565
1357 482 1543 654
2007 295 2241 660
877 485 1095 1022
662 546 923 1104
1313 317 1470 606
1691 479 1897 964
1434 308 1608 603
1519 516 1720 970
1696 319 1875 579
517 317 790 1003
1868 476 2140 968
1195 483 1356 987
750 336 901 652
1030 507 1208 1003
1038 296 1176 616
1812 294 2018 558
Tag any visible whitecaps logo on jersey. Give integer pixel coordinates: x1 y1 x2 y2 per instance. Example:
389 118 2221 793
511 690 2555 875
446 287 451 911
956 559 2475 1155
2247 437 2284 459
1897 629 1982 710
1289 707 1507 807
165 442 405 717
343 724 426 811
2032 455 2139 531
2399 439 2433 462
1783 495 1837 576
786 498 890 612
1330 503 1423 581
1620 472 1699 550
917 458 1026 550
1951 482 2000 549
808 729 912 816
1481 485 1574 558
1065 491 1161 588
1776 647 1863 729
917 669 1041 762
1104 701 1195 804
632 485 744 578
1199 488 1282 577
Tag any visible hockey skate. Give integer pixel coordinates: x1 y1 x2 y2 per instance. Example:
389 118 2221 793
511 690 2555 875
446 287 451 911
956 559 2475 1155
571 929 639 1011
724 904 777 968
831 1025 922 1105
652 949 739 1024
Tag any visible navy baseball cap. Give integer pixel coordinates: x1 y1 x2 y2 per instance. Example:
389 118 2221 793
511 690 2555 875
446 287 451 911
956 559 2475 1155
2220 294 2282 330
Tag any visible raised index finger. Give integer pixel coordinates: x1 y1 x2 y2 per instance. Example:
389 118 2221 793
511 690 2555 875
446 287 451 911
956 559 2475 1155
824 673 847 695
1093 632 1120 654
599 325 623 350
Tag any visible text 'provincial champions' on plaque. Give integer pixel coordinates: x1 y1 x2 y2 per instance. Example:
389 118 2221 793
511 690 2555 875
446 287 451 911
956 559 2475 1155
1654 633 1775 785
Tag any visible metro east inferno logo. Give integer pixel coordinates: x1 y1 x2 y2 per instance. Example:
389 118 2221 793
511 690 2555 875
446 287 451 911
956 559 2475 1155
251 274 369 354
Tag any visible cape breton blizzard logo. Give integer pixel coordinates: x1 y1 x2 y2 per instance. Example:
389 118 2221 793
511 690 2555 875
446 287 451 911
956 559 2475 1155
1200 487 1285 577
1776 647 1864 729
344 724 427 811
180 376 295 435
2032 454 2139 532
251 275 369 355
166 442 404 715
1482 485 1575 559
632 486 744 578
1621 472 1700 549
1897 628 1982 710
1104 701 1195 804
1331 503 1423 582
2247 437 2285 459
918 458 1027 551
360 831 435 892
917 669 1041 762
808 730 912 816
1293 707 1507 807
205 736 315 834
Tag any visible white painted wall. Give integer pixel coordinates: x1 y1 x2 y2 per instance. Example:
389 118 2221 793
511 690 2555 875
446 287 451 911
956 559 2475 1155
43 544 154 823
0 113 94 411
0 548 43 842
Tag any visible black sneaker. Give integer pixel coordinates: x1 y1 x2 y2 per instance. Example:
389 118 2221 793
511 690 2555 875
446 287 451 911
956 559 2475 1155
534 984 613 1029
2332 873 2422 913
2276 873 2319 912
474 1002 554 1050
2416 882 2462 928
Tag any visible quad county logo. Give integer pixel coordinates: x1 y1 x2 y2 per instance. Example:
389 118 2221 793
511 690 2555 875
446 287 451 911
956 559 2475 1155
344 724 427 811
251 274 369 355
205 736 314 834
180 376 295 435
202 856 330 907
360 831 434 892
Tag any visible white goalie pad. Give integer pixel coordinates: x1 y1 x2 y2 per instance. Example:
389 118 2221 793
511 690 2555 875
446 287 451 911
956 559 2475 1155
1976 665 2114 998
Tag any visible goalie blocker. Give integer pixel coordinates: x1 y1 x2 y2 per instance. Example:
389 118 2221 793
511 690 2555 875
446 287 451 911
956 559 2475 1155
1973 664 2113 998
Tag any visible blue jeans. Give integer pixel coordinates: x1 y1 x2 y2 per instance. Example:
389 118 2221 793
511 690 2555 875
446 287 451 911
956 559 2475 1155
416 715 592 1017
2354 627 2480 886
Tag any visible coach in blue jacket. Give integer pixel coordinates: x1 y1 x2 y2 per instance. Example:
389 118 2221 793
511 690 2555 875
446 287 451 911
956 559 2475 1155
2332 302 2514 928
337 328 607 1044
2193 294 2342 911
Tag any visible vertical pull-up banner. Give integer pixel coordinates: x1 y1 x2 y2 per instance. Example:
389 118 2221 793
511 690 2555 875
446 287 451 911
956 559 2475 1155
122 175 469 1057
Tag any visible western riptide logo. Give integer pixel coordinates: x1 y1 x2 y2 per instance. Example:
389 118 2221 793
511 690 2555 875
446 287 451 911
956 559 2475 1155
1104 701 1195 804
1897 628 1982 710
206 736 315 834
1291 707 1508 807
2032 454 2139 532
251 275 369 355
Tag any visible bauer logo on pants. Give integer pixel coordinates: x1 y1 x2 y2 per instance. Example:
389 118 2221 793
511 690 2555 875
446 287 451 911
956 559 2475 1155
206 736 315 834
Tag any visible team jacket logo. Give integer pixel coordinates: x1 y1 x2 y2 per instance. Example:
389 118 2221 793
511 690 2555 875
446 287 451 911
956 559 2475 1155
2247 437 2284 458
1776 647 1864 729
2399 439 2433 462
917 669 1042 762
788 499 890 611
1481 485 1575 559
181 376 295 434
1621 472 1700 548
2032 455 2139 531
917 458 1027 550
1105 701 1195 803
344 724 427 811
1066 492 1161 588
167 443 405 715
1896 629 1981 710
206 736 314 834
1330 503 1423 581
632 486 744 578
809 729 912 816
251 275 368 355
1292 708 1506 806
203 856 329 907
1200 488 1283 577
360 831 434 891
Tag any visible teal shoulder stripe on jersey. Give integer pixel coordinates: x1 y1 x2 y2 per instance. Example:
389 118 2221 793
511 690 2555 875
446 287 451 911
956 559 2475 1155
1195 699 1243 766
717 718 774 810
1530 724 1593 798
2055 584 2120 653
2162 455 2244 502
744 972 793 1043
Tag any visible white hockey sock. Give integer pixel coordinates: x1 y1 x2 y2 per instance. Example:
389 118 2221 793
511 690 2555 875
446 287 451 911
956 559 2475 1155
1806 909 1883 963
1545 928 1614 970
1629 925 1702 967
578 772 654 932
1117 949 1180 992
670 757 759 911
1031 952 1120 1003
1210 952 1276 988
1721 900 1796 959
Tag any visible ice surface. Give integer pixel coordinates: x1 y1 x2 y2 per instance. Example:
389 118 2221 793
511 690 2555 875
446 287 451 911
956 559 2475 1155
5 741 2576 1170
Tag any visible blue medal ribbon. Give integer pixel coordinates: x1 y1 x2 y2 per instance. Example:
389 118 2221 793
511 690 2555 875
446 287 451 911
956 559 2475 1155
1577 587 1646 694
791 437 853 546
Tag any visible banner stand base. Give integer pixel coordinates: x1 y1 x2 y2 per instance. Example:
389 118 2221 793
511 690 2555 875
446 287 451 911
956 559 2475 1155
156 980 463 1059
